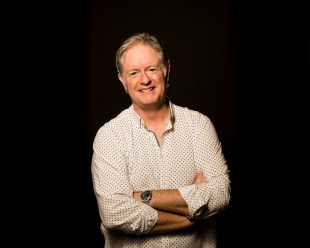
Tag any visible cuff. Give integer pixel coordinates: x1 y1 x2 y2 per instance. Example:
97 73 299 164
178 184 207 219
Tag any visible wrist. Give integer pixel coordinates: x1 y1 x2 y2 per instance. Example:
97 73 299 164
140 190 152 205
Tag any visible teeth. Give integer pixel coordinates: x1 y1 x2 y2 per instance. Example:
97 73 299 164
141 88 153 92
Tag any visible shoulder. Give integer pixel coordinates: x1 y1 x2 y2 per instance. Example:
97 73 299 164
95 106 132 140
172 103 211 124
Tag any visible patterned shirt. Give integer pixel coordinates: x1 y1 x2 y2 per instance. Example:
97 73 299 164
91 101 231 248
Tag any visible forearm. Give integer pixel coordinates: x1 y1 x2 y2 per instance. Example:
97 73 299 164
134 189 189 216
133 172 206 217
148 210 194 234
152 189 190 216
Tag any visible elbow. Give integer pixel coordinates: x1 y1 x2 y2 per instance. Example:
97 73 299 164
213 184 231 212
102 208 157 235
192 185 231 220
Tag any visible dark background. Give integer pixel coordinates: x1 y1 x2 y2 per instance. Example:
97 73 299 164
7 0 308 247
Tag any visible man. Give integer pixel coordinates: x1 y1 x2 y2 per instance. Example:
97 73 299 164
91 32 231 247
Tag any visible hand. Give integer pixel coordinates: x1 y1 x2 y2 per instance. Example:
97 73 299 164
194 171 206 185
133 192 141 201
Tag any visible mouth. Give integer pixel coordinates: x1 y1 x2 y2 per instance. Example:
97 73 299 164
139 87 155 92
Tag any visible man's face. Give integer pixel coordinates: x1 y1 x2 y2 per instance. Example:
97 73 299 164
118 44 167 111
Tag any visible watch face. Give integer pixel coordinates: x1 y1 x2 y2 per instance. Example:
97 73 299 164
141 191 152 203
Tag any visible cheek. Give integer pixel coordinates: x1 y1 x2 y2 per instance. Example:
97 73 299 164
154 72 166 82
126 80 139 91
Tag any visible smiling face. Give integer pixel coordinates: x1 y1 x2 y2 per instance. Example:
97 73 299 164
118 43 169 112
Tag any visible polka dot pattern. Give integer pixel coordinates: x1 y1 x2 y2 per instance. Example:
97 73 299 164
91 102 231 248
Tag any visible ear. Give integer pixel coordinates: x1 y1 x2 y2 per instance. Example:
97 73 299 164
118 73 128 93
165 64 171 83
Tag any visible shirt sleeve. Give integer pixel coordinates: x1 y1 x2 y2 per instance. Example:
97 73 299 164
178 112 231 220
91 124 158 235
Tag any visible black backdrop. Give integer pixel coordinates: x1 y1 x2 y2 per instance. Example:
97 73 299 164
7 0 308 247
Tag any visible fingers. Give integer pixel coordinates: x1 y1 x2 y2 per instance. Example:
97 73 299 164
194 171 206 185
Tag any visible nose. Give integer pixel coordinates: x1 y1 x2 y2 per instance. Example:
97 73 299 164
140 71 151 85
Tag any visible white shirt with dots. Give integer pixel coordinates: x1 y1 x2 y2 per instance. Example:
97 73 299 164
91 101 231 248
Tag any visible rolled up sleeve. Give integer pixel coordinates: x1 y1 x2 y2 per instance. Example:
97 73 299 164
178 172 230 219
178 112 231 220
91 125 158 234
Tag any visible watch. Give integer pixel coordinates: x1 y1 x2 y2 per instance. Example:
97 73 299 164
140 190 152 205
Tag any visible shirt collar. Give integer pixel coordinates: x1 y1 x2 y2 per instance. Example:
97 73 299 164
130 98 175 129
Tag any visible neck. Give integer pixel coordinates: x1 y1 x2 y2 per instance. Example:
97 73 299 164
133 97 170 123
134 102 170 124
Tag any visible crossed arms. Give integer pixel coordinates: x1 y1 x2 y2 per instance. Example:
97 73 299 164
133 171 206 234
